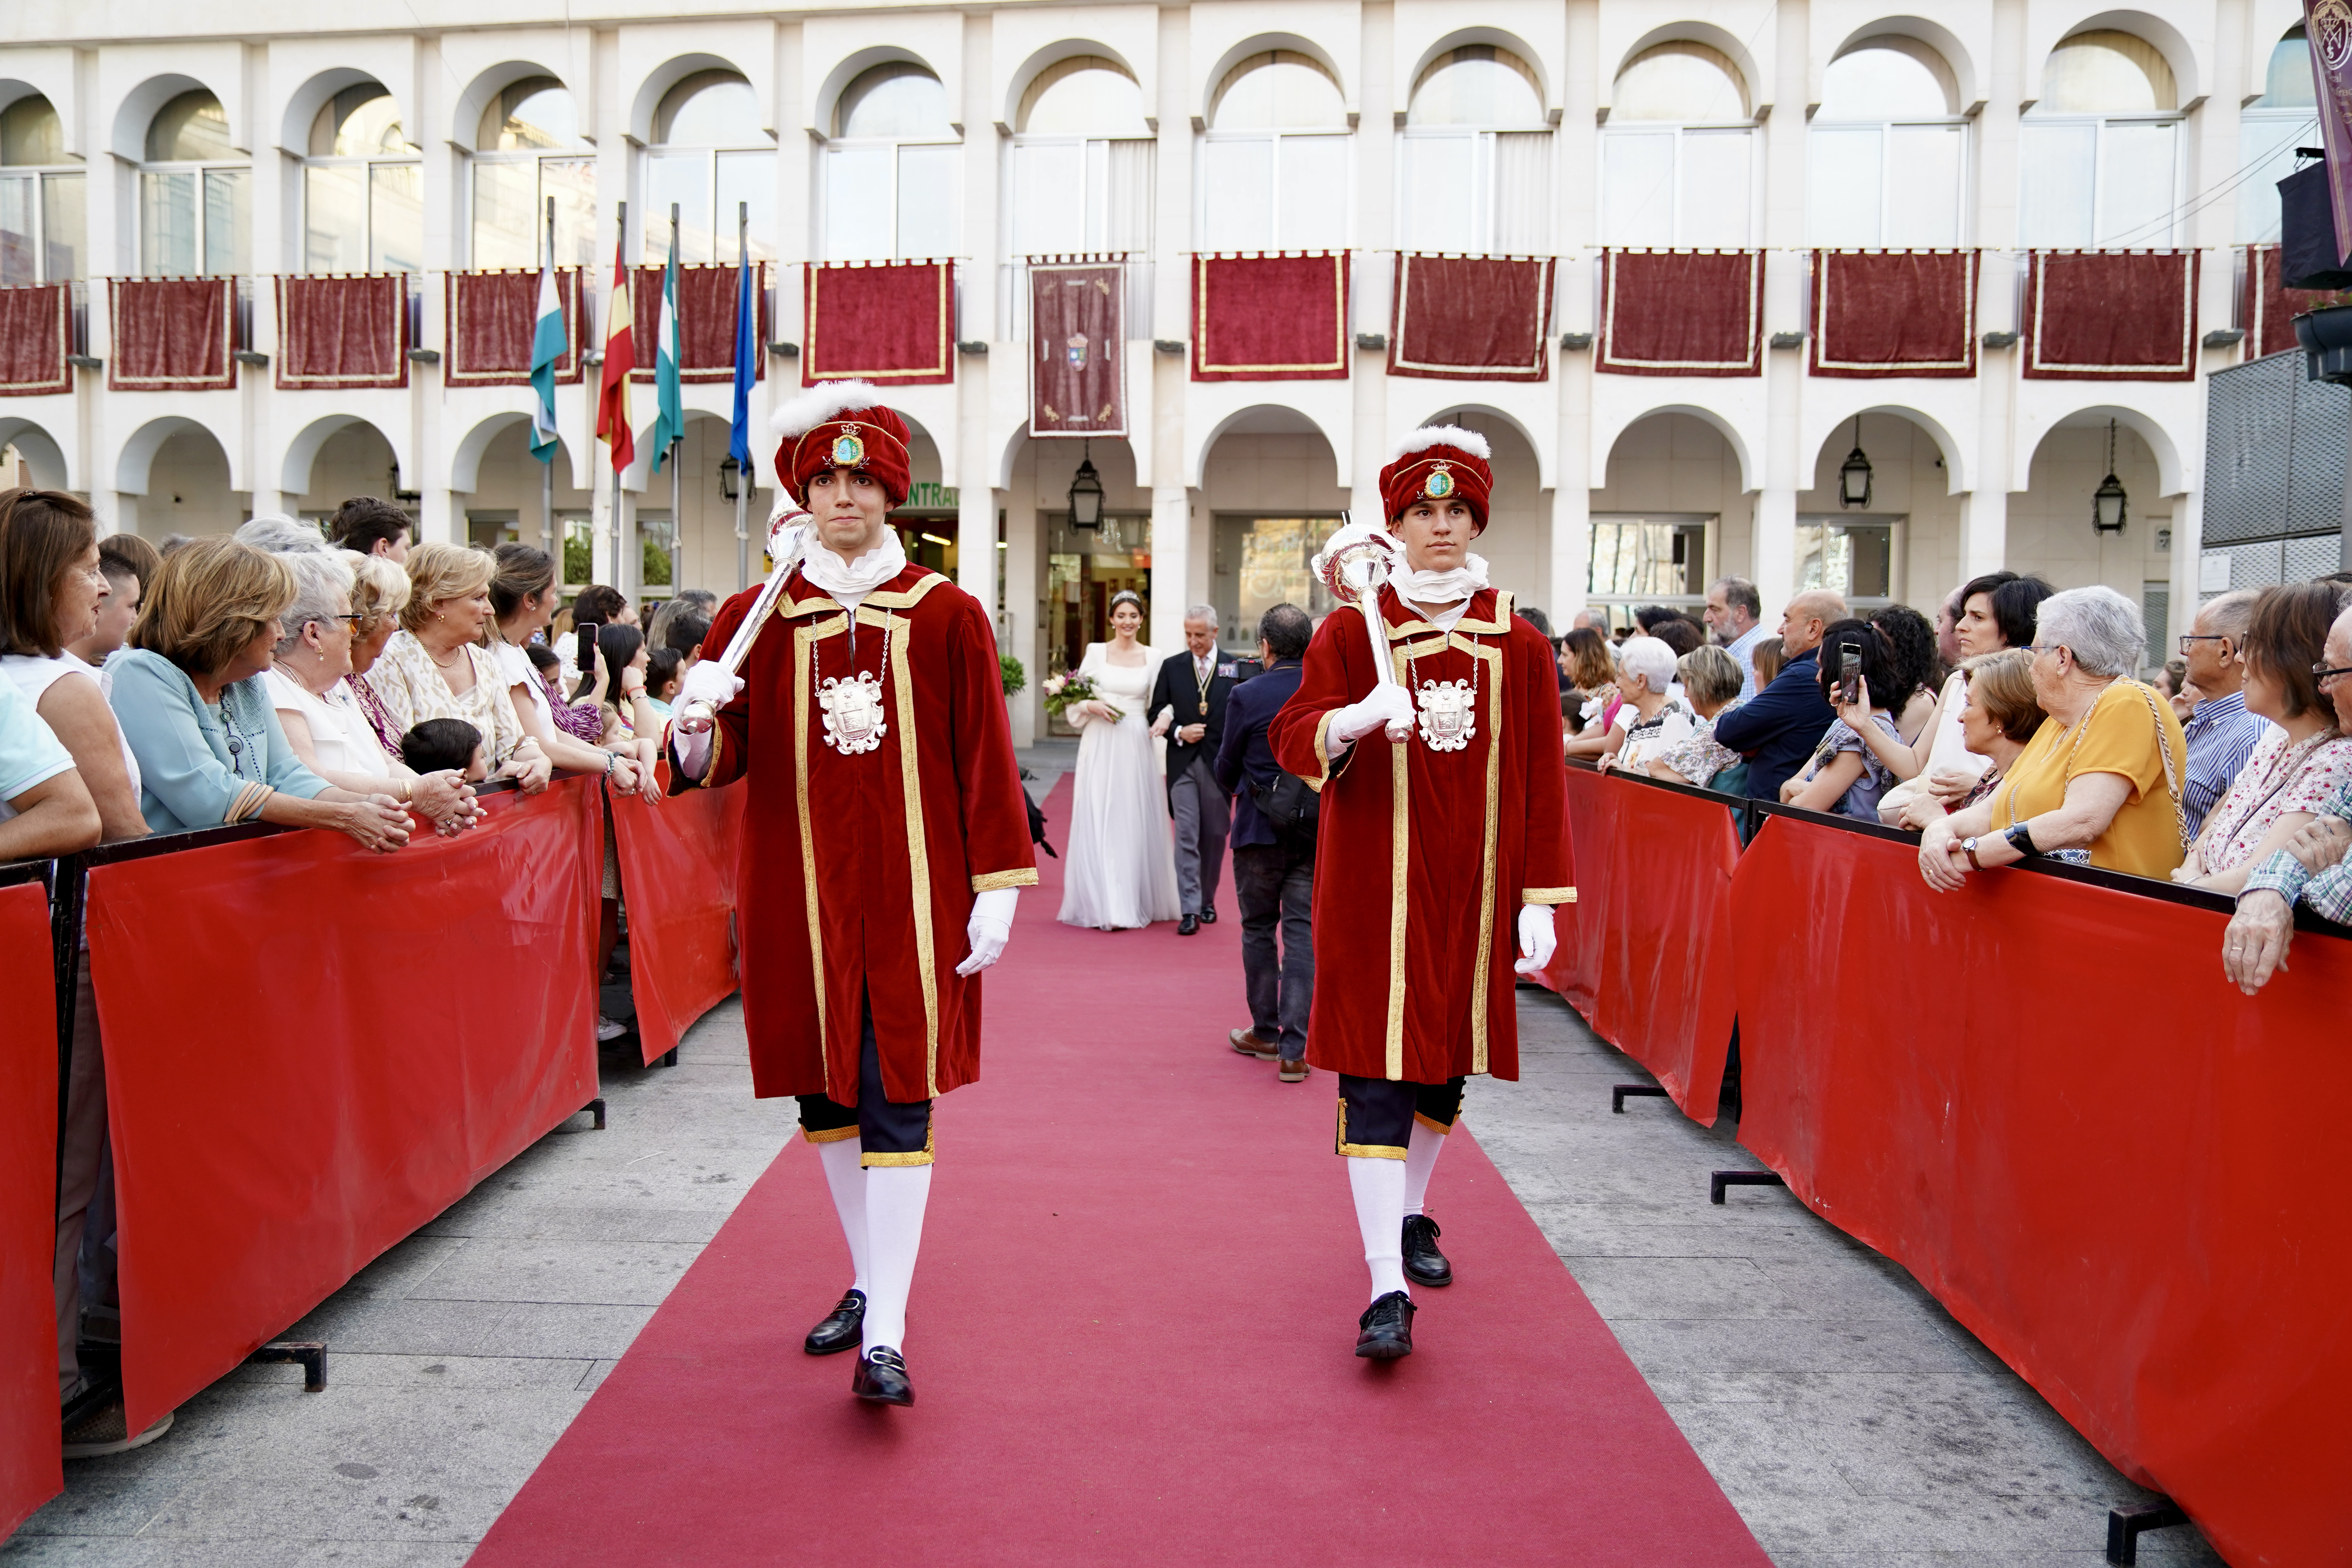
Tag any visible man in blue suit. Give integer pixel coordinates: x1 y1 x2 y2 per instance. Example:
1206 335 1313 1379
1213 603 1317 1083
1711 589 1845 802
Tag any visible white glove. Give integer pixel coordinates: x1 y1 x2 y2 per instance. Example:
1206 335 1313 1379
1514 904 1557 976
1329 684 1416 747
955 887 1019 976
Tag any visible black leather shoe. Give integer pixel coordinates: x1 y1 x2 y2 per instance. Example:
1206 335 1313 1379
1198 906 1217 924
1178 914 1199 935
1402 1215 1452 1288
852 1347 914 1405
1356 1291 1416 1358
804 1290 865 1355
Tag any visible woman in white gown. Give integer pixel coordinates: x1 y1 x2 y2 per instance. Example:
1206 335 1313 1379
1059 591 1183 929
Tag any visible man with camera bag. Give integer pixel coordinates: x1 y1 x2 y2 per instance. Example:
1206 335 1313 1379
1215 602 1319 1083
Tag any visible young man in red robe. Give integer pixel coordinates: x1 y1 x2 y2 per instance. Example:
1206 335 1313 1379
671 381 1036 1406
1268 426 1572 1359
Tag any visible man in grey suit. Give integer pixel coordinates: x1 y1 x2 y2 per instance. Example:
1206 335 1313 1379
1149 605 1242 936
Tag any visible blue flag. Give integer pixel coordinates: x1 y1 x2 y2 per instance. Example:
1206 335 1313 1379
728 254 755 472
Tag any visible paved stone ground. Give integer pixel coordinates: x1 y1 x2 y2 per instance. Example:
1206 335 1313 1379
1469 987 2225 1568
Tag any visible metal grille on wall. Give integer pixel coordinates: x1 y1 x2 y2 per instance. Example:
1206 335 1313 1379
2201 352 2349 594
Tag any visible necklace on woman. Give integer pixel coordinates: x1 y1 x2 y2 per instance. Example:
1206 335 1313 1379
216 698 249 779
428 641 467 672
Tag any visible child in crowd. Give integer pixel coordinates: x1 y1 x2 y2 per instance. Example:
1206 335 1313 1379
526 644 605 744
642 649 681 741
400 718 488 782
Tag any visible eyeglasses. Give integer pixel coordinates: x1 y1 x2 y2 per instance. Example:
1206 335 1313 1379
2316 661 2352 687
2179 633 2229 655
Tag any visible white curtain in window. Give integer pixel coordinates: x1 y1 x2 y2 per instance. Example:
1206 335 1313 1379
2017 123 2095 247
1808 127 1881 248
2100 121 2175 244
1884 125 1962 246
1679 130 1751 247
1103 139 1154 252
1494 131 1552 253
1278 135 1347 248
897 144 958 258
1201 139 1273 250
824 147 891 260
1601 132 1675 246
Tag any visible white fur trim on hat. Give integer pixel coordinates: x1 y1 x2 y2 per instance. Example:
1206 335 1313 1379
1389 425 1491 463
769 380 887 441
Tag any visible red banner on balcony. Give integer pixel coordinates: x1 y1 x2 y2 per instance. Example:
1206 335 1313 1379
0 284 70 396
1809 250 1977 378
630 264 769 385
802 261 953 387
1387 253 1553 381
1597 250 1762 377
107 278 234 392
0 880 60 1538
1031 262 1126 437
445 269 583 388
2241 244 2352 359
2022 250 2199 381
611 774 744 1065
273 274 408 391
1191 252 1349 382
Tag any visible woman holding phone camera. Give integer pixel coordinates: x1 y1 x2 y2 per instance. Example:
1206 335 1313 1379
487 545 653 796
1784 619 1915 820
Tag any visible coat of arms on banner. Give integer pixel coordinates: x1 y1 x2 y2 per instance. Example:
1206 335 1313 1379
1067 333 1089 368
1416 678 1476 752
818 672 889 754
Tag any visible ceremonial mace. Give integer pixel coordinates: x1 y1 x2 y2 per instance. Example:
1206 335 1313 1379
1311 513 1408 695
676 508 815 735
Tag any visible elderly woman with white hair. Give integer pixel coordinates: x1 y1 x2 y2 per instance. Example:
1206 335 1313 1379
1593 633 1692 772
1919 584 2190 888
259 550 478 835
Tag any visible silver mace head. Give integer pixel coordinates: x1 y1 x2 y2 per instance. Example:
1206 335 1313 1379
1311 516 1405 608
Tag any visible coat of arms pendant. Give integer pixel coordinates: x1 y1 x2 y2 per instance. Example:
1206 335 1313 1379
1415 678 1476 751
818 672 889 755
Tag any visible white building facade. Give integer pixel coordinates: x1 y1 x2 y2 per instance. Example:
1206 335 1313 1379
0 0 2318 740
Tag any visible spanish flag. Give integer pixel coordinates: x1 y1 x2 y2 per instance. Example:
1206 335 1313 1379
595 232 635 476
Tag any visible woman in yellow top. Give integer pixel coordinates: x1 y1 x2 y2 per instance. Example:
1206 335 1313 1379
1918 585 2189 887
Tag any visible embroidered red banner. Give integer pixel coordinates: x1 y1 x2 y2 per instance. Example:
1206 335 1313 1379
444 269 583 388
1387 253 1553 382
2022 250 2199 381
273 274 408 391
2241 244 2352 359
1030 262 1126 437
630 264 769 385
0 285 70 397
1597 250 1762 377
803 261 953 387
611 771 745 1066
1809 250 1977 378
107 278 235 392
1191 252 1349 382
0 879 60 1537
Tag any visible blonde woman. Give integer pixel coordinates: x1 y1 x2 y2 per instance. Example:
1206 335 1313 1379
365 543 554 793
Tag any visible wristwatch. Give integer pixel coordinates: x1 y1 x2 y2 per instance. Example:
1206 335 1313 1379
1961 836 1983 869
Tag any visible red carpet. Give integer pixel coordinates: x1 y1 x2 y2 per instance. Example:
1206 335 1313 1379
472 779 1766 1566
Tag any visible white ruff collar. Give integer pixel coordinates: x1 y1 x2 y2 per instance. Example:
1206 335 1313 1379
801 529 907 599
1393 554 1490 609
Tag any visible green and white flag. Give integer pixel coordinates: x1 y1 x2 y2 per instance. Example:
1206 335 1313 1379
651 236 684 472
528 262 566 463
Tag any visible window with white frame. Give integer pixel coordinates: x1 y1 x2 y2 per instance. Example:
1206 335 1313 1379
0 94 83 284
1398 45 1552 254
2018 31 2183 248
1601 42 1755 248
1009 57 1153 256
1807 40 1967 248
648 72 777 265
821 63 958 262
2238 28 2318 244
304 85 421 273
141 89 247 277
470 78 597 272
1198 51 1349 252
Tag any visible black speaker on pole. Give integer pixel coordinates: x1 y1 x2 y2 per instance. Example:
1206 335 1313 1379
2280 157 2352 289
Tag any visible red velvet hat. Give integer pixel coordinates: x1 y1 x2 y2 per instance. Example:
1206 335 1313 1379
770 380 914 508
1378 426 1494 532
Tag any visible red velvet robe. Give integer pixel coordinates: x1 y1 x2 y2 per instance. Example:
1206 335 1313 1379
686 564 1036 1104
1268 586 1572 1083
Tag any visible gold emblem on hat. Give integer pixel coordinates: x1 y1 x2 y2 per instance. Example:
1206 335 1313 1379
1425 464 1455 499
831 426 866 467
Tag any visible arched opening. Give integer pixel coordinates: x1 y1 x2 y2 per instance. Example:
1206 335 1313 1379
1 92 82 284
1198 407 1345 651
1591 412 1747 630
2240 26 2318 243
287 418 401 519
2020 30 2184 247
301 81 421 274
1004 435 1149 705
140 88 247 276
0 419 71 489
1795 411 1964 611
122 421 244 541
648 69 775 265
1809 38 1965 247
1009 56 1153 257
1602 43 1754 247
2013 413 2174 652
468 74 596 271
821 61 957 261
1399 45 1552 254
1201 51 1349 251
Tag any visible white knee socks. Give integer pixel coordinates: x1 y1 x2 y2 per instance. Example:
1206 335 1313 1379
1403 1119 1447 1218
859 1164 933 1355
1347 1156 1409 1302
815 1138 870 1294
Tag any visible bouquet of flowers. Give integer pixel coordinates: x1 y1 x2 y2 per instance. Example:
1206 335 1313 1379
1041 671 1122 723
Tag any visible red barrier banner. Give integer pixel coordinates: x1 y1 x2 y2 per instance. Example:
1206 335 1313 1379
610 775 744 1065
85 780 603 1434
1731 815 2352 1567
1541 769 1601 1016
0 879 60 1537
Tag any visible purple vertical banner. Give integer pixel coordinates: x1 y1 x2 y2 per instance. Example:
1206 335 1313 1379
2308 0 2352 263
1029 262 1125 438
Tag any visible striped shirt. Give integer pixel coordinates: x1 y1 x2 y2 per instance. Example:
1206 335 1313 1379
1724 621 1771 702
2179 690 2274 837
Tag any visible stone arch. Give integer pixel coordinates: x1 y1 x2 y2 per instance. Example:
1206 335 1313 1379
2022 401 2186 495
451 60 583 152
1804 401 1969 494
2031 10 2204 109
278 67 403 157
1004 40 1147 132
1187 402 1347 490
1393 398 1555 488
813 46 953 140
630 54 763 148
1595 403 1758 493
1405 27 1554 114
0 417 72 490
280 414 406 500
450 411 532 494
116 415 236 495
111 73 223 162
1822 16 1980 111
1200 34 1352 125
1609 23 1764 118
